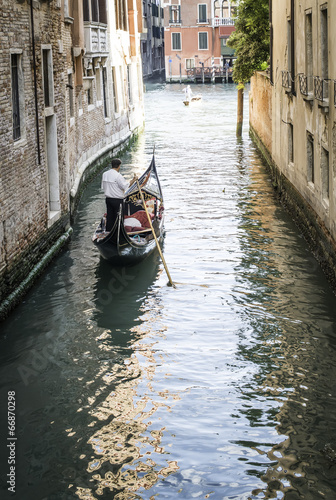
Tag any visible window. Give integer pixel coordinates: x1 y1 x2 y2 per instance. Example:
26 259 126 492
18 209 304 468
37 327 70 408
169 5 181 23
321 146 329 200
287 12 295 93
152 2 159 17
115 0 128 30
112 67 119 113
87 79 93 106
320 6 328 98
305 11 313 93
198 4 207 23
307 132 314 183
68 73 74 117
288 123 294 164
199 32 208 50
96 67 102 102
11 54 22 141
42 48 54 108
102 67 108 117
83 0 107 23
78 91 83 115
127 65 132 105
287 19 292 76
172 32 181 51
186 58 195 69
119 67 125 109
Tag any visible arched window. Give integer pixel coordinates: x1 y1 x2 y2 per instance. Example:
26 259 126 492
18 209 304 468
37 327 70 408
214 0 220 18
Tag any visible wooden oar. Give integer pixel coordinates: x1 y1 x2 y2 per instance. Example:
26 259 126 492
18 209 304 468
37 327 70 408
135 178 176 288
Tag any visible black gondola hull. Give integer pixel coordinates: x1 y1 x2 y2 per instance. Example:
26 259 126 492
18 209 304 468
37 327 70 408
93 219 164 265
92 152 164 265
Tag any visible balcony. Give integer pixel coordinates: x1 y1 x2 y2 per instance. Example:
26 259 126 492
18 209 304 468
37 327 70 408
84 23 108 56
281 70 291 89
213 17 235 27
169 18 182 25
314 76 329 107
298 73 314 101
299 74 308 96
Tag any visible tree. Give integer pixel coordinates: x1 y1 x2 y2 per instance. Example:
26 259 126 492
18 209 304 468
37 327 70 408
227 0 269 136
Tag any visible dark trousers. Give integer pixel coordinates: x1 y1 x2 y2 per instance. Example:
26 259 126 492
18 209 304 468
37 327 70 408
106 197 123 232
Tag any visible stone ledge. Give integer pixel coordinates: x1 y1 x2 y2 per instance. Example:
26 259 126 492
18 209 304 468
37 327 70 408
0 226 73 321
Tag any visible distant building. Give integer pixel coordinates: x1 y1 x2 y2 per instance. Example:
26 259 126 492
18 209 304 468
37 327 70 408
0 0 144 318
250 0 336 287
163 0 238 83
141 0 165 79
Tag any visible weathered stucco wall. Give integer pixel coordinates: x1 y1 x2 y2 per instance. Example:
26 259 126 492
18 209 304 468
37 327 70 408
249 72 272 155
250 70 336 293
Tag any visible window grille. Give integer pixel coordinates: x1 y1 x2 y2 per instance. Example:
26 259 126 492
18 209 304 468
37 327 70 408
314 76 329 102
281 70 290 89
299 74 308 96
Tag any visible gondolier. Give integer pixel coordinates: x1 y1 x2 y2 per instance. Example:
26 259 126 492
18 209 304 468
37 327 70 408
101 158 136 232
93 150 165 265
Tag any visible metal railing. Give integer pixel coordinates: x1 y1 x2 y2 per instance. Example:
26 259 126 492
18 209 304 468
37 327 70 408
213 17 235 26
281 70 291 89
314 76 329 102
169 18 182 24
186 67 232 79
197 18 210 24
298 73 308 96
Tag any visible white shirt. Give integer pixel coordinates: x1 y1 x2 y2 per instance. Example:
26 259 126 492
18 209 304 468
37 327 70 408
101 168 129 198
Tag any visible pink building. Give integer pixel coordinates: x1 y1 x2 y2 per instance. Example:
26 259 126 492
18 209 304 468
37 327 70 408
164 0 238 82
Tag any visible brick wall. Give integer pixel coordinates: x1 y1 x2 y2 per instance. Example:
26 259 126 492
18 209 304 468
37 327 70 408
0 0 69 307
0 0 144 317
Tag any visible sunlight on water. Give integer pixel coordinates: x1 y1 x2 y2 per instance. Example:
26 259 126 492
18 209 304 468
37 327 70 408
1 84 336 500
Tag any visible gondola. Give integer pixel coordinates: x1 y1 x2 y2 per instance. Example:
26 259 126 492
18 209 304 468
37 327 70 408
183 94 202 106
92 151 164 265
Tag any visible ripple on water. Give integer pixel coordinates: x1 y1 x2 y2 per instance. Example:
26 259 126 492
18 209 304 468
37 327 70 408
0 84 336 500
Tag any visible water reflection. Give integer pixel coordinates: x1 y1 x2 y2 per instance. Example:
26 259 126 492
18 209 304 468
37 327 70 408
1 84 336 500
233 152 336 499
61 253 180 499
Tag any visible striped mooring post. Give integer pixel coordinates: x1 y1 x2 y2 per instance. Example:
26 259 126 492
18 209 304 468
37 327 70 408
211 57 215 83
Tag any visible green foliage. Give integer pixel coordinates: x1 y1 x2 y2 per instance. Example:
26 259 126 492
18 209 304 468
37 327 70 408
227 0 270 84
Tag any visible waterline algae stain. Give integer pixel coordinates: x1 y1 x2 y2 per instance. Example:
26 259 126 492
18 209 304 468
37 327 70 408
0 84 336 499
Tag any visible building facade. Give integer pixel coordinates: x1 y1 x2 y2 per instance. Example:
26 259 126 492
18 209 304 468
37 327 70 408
0 0 144 318
250 0 336 287
163 0 238 82
141 0 165 79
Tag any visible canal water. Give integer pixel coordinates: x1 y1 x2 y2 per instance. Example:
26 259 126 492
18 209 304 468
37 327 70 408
1 83 336 500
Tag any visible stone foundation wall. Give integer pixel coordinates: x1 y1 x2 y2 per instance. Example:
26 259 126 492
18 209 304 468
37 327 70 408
250 125 336 293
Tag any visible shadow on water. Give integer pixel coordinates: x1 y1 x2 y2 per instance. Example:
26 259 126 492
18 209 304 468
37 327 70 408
231 144 336 499
92 251 162 334
0 245 179 499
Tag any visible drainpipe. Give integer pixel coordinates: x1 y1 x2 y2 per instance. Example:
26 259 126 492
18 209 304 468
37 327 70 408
30 0 41 164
